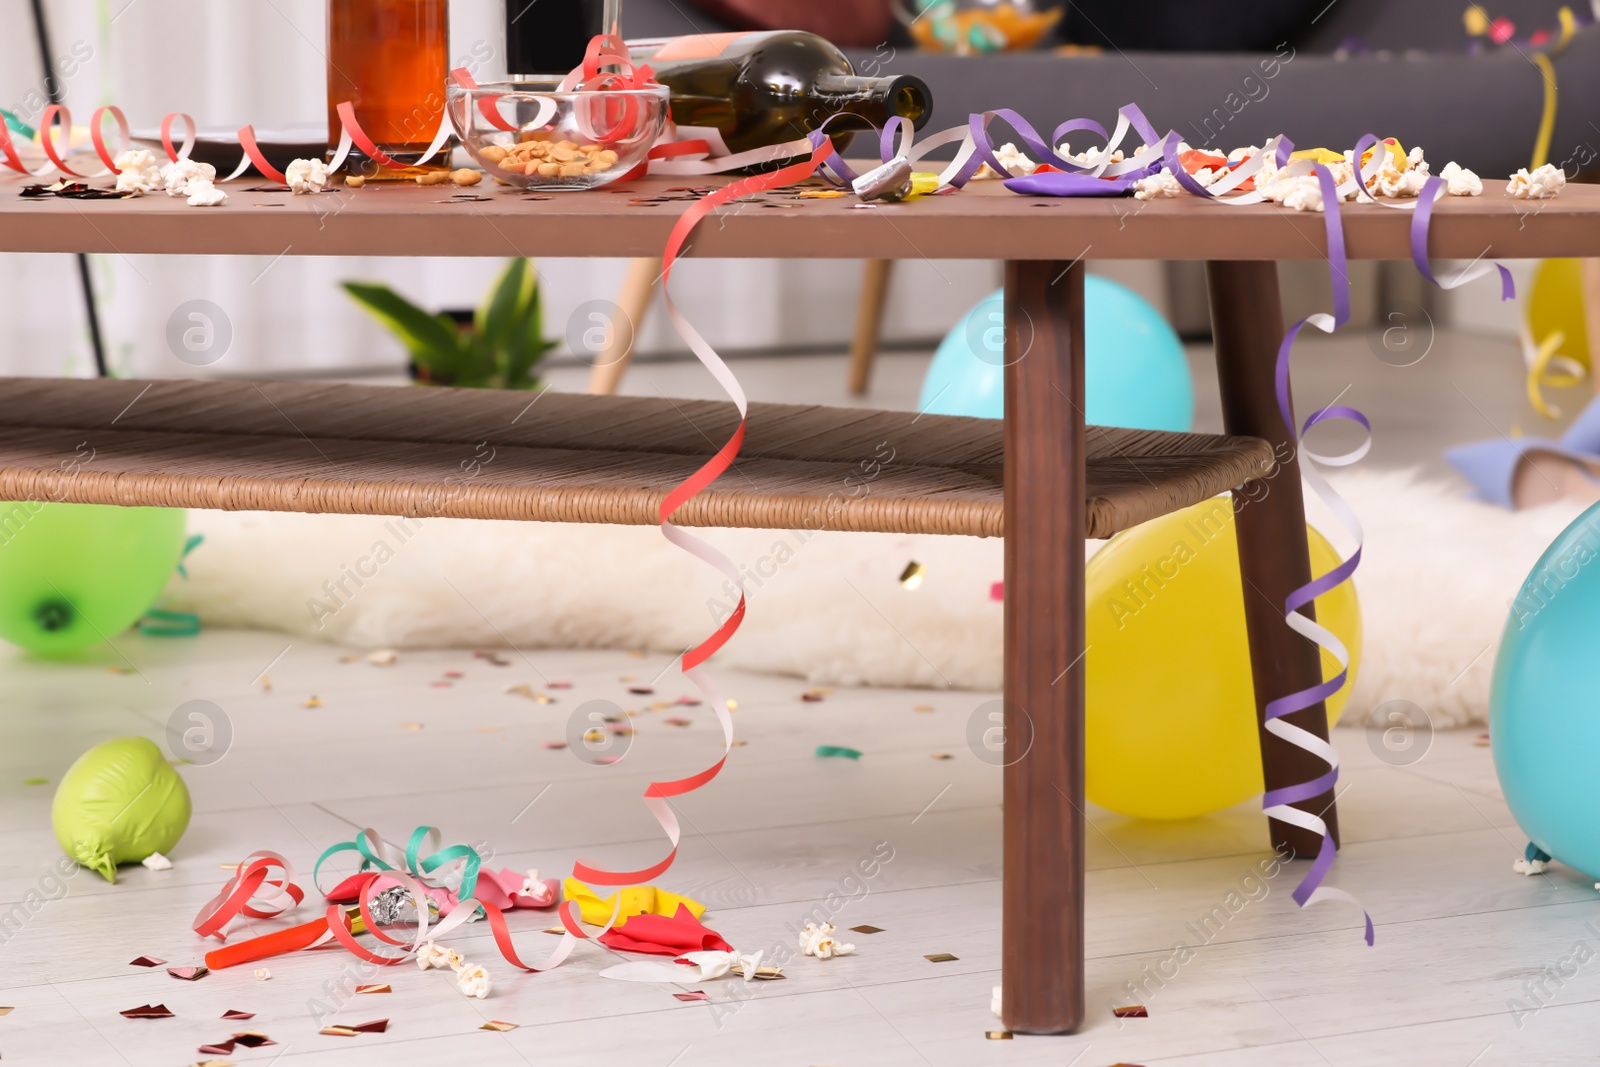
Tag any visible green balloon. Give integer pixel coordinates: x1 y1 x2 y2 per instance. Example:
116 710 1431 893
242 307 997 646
52 737 191 882
0 503 187 655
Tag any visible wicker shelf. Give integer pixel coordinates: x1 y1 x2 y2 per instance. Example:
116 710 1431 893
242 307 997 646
0 377 1272 539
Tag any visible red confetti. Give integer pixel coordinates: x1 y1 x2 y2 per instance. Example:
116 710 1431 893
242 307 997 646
221 1009 255 1020
1489 16 1515 42
232 1032 277 1047
352 1019 389 1033
199 1041 236 1054
663 717 692 727
1112 1005 1149 1018
542 741 568 750
674 696 701 706
548 681 573 689
672 991 710 1002
989 581 1004 601
120 1003 174 1019
167 966 209 980
430 681 453 688
444 670 464 678
129 955 166 967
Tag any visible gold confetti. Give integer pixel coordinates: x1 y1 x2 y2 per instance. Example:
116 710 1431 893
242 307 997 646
319 1026 359 1037
899 561 927 590
368 649 399 665
924 953 958 963
480 1021 519 1032
1475 732 1491 747
0 1006 13 1015
339 653 360 663
534 694 556 705
799 188 847 198
619 674 638 682
849 925 884 934
303 696 324 708
260 674 272 693
543 926 566 934
583 729 606 744
931 753 954 760
732 739 749 747
355 984 390 994
727 699 739 711
914 705 934 712
986 1030 1013 1040
400 722 424 731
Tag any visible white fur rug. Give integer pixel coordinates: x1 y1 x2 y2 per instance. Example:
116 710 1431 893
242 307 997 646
165 470 1588 728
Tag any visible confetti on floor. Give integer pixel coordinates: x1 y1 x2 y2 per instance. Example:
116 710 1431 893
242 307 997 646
924 953 959 963
1475 733 1491 746
22 777 47 785
368 649 399 665
355 984 390 994
168 966 209 981
849 925 884 934
914 705 934 712
675 696 701 706
430 681 453 688
444 670 463 679
899 561 927 589
320 1027 358 1037
664 717 692 727
0 1006 13 1015
120 1003 175 1019
1113 1006 1149 1018
130 955 166 967
480 1021 519 1032
931 753 954 760
221 1009 255 1020
986 1031 1013 1040
400 723 424 731
542 742 567 750
799 188 847 198
302 696 324 708
339 653 361 663
628 686 655 695
231 1032 276 1047
673 991 710 1002
549 681 572 689
815 745 862 760
198 1041 236 1055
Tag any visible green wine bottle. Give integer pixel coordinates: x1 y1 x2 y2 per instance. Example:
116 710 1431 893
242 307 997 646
630 31 931 154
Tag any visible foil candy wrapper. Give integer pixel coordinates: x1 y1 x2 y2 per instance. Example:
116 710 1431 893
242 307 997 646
852 156 914 202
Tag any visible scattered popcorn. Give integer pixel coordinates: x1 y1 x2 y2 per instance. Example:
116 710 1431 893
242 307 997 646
518 870 557 906
185 180 228 207
1507 164 1566 199
1274 174 1325 213
368 649 399 666
1513 857 1548 875
141 851 173 871
1194 166 1226 189
457 962 492 999
285 157 330 195
973 142 1037 180
254 968 272 980
416 941 465 972
113 149 161 195
1132 170 1182 200
798 922 856 960
162 158 216 197
991 985 1002 1018
1440 161 1483 196
1057 142 1124 169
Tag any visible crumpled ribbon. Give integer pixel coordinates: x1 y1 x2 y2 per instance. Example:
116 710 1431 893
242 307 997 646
562 879 705 926
314 826 485 906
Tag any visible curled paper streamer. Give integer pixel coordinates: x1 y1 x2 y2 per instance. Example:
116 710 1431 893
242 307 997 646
192 851 305 941
313 826 483 905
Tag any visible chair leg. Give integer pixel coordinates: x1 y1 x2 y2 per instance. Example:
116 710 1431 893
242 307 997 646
1001 259 1085 1034
1206 260 1340 859
587 257 662 396
847 259 894 396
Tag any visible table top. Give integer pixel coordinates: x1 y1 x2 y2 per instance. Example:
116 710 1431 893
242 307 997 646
5 170 1599 261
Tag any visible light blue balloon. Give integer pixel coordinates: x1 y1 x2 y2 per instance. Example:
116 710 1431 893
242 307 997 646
1492 501 1600 880
917 276 1194 431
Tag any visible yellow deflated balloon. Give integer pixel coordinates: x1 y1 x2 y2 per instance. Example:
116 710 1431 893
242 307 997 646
1086 497 1362 820
1526 258 1590 375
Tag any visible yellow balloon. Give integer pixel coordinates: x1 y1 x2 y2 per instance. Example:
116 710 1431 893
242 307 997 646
1527 258 1590 374
1085 497 1362 820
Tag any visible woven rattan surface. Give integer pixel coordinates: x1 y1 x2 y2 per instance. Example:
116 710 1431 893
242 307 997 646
0 378 1273 538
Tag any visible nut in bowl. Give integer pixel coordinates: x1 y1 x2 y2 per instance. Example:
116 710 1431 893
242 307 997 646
448 79 670 191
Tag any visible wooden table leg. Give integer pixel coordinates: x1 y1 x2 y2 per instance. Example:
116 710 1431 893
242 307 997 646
1205 260 1340 858
587 256 661 396
1002 259 1085 1034
847 259 894 396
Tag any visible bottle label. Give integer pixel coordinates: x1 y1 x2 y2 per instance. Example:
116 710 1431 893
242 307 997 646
646 32 760 62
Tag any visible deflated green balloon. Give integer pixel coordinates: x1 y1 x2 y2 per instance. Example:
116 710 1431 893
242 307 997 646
0 502 187 655
52 737 191 882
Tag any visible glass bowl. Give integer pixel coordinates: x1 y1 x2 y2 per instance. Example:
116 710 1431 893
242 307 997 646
447 79 670 191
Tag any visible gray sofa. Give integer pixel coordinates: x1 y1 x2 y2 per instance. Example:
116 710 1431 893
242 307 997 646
624 0 1596 180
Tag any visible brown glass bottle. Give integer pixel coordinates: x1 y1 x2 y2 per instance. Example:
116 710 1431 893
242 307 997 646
327 0 451 178
630 31 931 154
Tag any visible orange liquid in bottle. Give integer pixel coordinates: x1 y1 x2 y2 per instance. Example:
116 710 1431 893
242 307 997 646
327 0 451 177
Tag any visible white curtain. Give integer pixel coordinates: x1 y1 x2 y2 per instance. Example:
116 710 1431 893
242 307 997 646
0 1 995 380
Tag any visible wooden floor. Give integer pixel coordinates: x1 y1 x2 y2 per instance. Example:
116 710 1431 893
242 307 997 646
0 628 1588 1067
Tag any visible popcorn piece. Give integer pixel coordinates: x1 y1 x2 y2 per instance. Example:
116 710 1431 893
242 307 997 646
141 851 173 871
1057 142 1124 169
185 180 228 207
162 158 216 197
457 963 492 999
368 649 399 666
1132 170 1182 201
1507 164 1566 199
1439 161 1483 196
1277 174 1325 213
1513 857 1548 875
113 149 161 195
416 941 465 972
254 968 272 980
1194 166 1226 189
518 869 557 906
798 922 856 960
1362 146 1430 198
973 142 1037 180
285 157 330 195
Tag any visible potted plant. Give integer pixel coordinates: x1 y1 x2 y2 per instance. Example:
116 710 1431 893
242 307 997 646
342 258 555 389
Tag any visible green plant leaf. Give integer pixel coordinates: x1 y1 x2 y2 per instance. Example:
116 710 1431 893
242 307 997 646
477 259 535 359
342 282 461 363
501 275 553 388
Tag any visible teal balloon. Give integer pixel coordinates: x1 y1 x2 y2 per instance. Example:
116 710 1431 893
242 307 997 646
918 277 1194 430
1491 501 1600 879
0 503 187 656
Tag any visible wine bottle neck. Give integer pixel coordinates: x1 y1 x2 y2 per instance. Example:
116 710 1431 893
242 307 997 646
811 74 930 131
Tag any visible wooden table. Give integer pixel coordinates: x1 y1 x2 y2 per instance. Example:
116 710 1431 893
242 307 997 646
6 175 1600 1034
